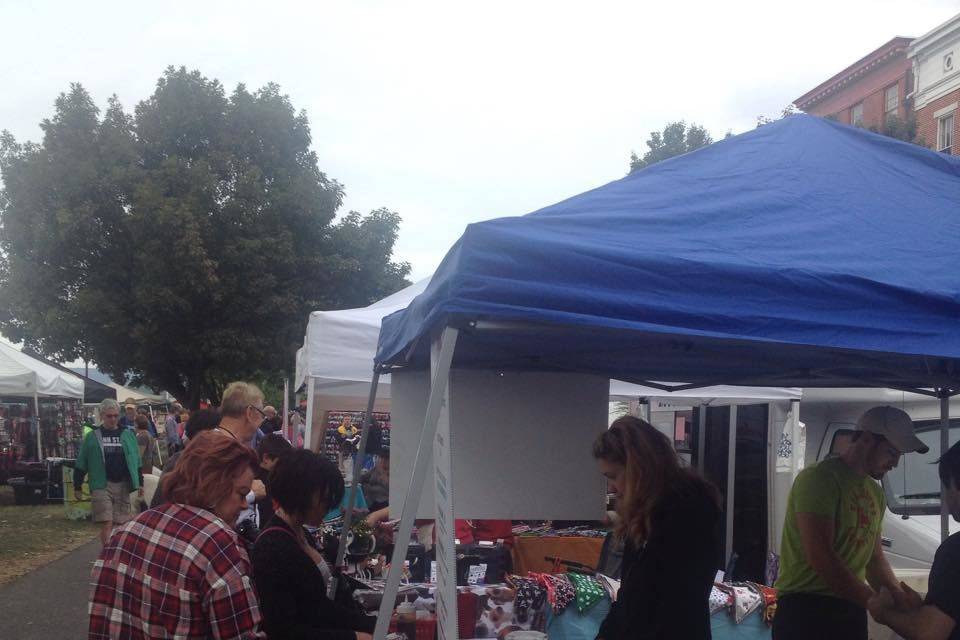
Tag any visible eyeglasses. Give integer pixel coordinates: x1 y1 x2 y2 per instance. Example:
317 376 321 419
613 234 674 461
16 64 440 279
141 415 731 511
248 405 267 418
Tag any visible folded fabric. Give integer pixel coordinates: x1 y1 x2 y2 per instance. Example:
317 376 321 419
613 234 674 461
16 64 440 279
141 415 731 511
595 574 621 603
533 573 576 614
510 575 547 616
709 585 732 615
728 582 763 624
567 572 606 613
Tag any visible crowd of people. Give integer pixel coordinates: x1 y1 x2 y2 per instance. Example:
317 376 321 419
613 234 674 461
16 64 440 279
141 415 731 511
73 389 960 640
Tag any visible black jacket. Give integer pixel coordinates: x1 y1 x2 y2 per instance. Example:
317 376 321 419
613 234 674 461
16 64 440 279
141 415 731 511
598 478 721 640
251 516 376 640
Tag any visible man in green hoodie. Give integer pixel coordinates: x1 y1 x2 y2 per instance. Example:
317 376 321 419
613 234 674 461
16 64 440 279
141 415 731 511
75 398 143 545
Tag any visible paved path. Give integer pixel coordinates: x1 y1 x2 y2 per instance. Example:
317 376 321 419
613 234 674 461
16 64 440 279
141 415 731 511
0 540 99 639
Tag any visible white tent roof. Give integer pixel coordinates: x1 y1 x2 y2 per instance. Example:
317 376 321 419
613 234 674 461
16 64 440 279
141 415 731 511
0 342 85 399
109 383 174 405
296 278 801 404
295 278 432 394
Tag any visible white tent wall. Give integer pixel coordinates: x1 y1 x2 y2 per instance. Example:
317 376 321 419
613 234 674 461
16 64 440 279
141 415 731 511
389 369 608 520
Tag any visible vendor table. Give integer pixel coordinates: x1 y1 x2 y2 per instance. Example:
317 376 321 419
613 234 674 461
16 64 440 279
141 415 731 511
511 536 604 575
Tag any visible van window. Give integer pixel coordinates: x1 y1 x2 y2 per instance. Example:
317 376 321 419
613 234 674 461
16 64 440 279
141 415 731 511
884 419 960 515
828 429 856 457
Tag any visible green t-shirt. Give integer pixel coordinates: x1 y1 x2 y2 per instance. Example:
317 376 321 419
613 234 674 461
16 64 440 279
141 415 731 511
775 456 885 597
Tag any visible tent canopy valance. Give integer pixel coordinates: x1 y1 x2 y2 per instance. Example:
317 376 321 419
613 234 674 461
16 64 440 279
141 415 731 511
376 115 960 393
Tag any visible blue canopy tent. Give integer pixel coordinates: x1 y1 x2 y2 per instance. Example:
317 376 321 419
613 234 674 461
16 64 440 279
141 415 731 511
356 116 960 638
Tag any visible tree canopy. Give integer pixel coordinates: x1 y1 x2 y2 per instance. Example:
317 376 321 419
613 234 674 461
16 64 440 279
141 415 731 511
629 121 713 172
0 67 410 407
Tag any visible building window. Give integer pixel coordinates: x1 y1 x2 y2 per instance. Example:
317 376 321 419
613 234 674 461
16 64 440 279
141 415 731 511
884 85 899 115
851 102 864 127
938 113 955 154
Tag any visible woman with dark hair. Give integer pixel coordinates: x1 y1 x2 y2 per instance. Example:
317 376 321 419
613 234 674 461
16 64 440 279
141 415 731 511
89 431 263 639
593 416 721 640
255 433 292 525
252 449 375 640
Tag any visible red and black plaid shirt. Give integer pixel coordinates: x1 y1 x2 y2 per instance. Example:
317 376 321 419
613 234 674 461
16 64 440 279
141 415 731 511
89 503 265 639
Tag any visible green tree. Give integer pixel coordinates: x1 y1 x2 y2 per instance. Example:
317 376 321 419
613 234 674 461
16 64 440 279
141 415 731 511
630 121 714 173
0 67 410 408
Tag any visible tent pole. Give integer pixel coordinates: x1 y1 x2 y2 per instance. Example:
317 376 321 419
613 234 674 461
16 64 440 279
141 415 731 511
697 403 707 474
304 377 316 449
282 378 290 441
725 404 738 571
34 391 42 462
328 369 382 599
374 327 459 640
941 393 950 543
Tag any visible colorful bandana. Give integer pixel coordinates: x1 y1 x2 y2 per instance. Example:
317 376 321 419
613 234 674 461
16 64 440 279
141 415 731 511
533 573 576 614
567 573 606 613
510 575 547 616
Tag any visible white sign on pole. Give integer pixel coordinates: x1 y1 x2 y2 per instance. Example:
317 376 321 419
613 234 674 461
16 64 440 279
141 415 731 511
433 336 458 640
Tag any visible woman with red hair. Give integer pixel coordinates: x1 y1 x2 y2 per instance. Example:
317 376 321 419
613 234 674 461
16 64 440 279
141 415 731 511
88 431 264 639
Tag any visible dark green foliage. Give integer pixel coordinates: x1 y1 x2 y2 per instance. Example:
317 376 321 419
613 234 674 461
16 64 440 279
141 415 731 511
0 67 410 407
629 121 714 172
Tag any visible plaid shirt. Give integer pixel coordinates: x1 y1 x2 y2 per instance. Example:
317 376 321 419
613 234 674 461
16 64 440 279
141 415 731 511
89 504 265 639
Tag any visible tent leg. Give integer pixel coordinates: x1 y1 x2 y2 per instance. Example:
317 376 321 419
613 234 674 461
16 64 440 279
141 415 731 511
282 378 290 441
725 404 738 571
304 377 316 449
941 394 950 543
34 391 42 461
696 403 707 474
374 327 459 640
329 370 382 599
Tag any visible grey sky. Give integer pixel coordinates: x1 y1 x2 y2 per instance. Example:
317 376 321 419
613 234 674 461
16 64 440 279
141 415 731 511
2 0 958 283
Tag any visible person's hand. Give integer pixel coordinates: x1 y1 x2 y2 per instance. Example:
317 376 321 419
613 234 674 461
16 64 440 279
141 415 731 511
74 489 83 502
894 582 924 610
251 479 266 500
867 587 895 621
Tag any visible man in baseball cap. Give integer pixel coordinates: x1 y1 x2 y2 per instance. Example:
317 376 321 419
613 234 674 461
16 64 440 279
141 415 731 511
774 406 924 640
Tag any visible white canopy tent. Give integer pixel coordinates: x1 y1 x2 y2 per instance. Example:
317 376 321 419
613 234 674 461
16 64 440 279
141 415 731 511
0 342 84 399
295 278 431 449
0 342 85 460
108 383 175 406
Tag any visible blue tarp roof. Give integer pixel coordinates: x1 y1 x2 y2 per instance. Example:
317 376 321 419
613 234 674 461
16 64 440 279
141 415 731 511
377 115 960 390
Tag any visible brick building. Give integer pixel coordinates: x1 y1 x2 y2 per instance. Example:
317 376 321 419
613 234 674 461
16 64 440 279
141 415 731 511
909 14 960 154
794 37 913 130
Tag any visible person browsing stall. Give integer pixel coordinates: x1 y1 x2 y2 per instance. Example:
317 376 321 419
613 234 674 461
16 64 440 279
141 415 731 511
593 416 721 640
88 431 264 639
773 406 929 640
216 382 269 534
255 433 293 526
74 398 143 545
868 439 960 640
252 449 375 640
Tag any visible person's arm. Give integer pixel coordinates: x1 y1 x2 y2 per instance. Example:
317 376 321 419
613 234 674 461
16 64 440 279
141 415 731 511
73 436 88 498
251 532 371 640
869 586 956 640
795 512 875 607
866 534 910 606
365 507 390 527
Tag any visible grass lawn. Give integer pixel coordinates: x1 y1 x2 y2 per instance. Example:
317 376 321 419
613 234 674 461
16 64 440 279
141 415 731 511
0 485 97 586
